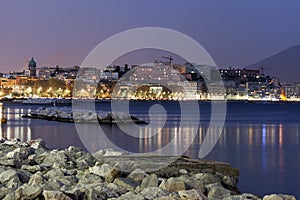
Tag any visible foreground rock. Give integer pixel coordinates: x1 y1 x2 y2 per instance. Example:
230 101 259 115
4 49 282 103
0 138 296 200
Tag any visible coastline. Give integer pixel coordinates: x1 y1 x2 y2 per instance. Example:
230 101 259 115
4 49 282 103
0 138 296 200
1 97 300 104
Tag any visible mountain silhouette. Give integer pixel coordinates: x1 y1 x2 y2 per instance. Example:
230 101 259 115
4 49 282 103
248 45 300 83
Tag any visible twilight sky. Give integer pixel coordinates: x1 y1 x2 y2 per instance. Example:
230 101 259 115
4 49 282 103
0 0 300 75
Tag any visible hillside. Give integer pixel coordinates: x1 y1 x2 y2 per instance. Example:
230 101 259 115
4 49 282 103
248 45 300 83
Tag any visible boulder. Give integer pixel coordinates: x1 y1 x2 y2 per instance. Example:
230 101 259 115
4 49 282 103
0 169 19 184
109 191 144 200
127 168 148 182
241 193 261 200
222 195 244 200
0 158 20 167
263 194 296 200
42 179 64 191
178 175 204 192
222 175 238 191
77 172 103 185
93 148 128 159
16 169 32 183
141 174 158 189
28 172 45 186
163 177 186 192
6 176 22 189
42 150 68 165
105 164 121 183
192 173 220 185
207 185 231 199
29 138 46 148
43 190 72 200
179 169 188 175
105 182 127 196
140 187 170 200
89 163 111 178
45 168 65 178
21 164 42 173
17 183 43 199
114 178 139 191
178 189 207 200
0 187 11 199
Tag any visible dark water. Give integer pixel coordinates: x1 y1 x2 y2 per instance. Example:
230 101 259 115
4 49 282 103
0 101 299 197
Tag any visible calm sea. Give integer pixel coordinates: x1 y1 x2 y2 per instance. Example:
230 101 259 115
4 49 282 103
0 101 299 197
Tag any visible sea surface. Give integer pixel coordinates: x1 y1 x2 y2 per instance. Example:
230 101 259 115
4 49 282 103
0 100 299 197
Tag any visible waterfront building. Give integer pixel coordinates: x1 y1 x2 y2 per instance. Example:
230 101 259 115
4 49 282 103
37 66 51 79
219 68 260 81
283 83 300 99
100 71 119 81
28 57 37 77
76 67 100 83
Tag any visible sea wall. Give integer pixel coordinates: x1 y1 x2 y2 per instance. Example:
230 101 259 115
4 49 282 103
0 138 296 200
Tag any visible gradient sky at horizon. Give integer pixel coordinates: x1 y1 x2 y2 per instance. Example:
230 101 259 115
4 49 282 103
1 0 300 74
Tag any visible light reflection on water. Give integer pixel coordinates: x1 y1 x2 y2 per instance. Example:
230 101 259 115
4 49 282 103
0 104 32 141
0 103 299 197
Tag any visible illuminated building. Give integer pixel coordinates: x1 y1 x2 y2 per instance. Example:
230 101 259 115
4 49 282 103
28 57 37 77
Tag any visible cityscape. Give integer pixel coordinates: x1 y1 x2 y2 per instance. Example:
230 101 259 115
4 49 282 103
0 57 299 102
0 1 299 199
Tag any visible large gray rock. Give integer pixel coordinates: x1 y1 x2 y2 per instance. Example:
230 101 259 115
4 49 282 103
56 176 78 189
29 138 46 149
6 176 22 189
84 185 109 200
6 147 33 162
241 193 261 200
45 168 65 178
0 169 19 184
93 148 128 159
140 187 170 200
21 165 42 173
3 138 21 146
105 164 121 183
222 175 238 191
16 169 32 183
89 163 111 177
16 183 43 199
127 168 148 182
0 187 11 199
109 191 145 200
192 173 220 185
178 175 204 192
76 152 96 168
64 186 83 200
141 174 158 189
207 185 231 199
29 172 45 186
43 190 72 200
77 172 103 185
114 178 139 191
163 177 186 192
42 150 68 165
156 197 177 200
42 179 64 191
178 189 207 200
0 158 20 167
105 183 127 196
222 195 244 200
263 194 296 200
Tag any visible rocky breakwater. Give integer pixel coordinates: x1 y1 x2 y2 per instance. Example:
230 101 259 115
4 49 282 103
23 107 147 124
0 138 296 200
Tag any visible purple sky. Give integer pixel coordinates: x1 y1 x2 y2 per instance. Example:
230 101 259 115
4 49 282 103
1 0 300 74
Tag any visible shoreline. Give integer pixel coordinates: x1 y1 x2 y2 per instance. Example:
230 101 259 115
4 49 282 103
0 138 296 200
1 97 300 104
